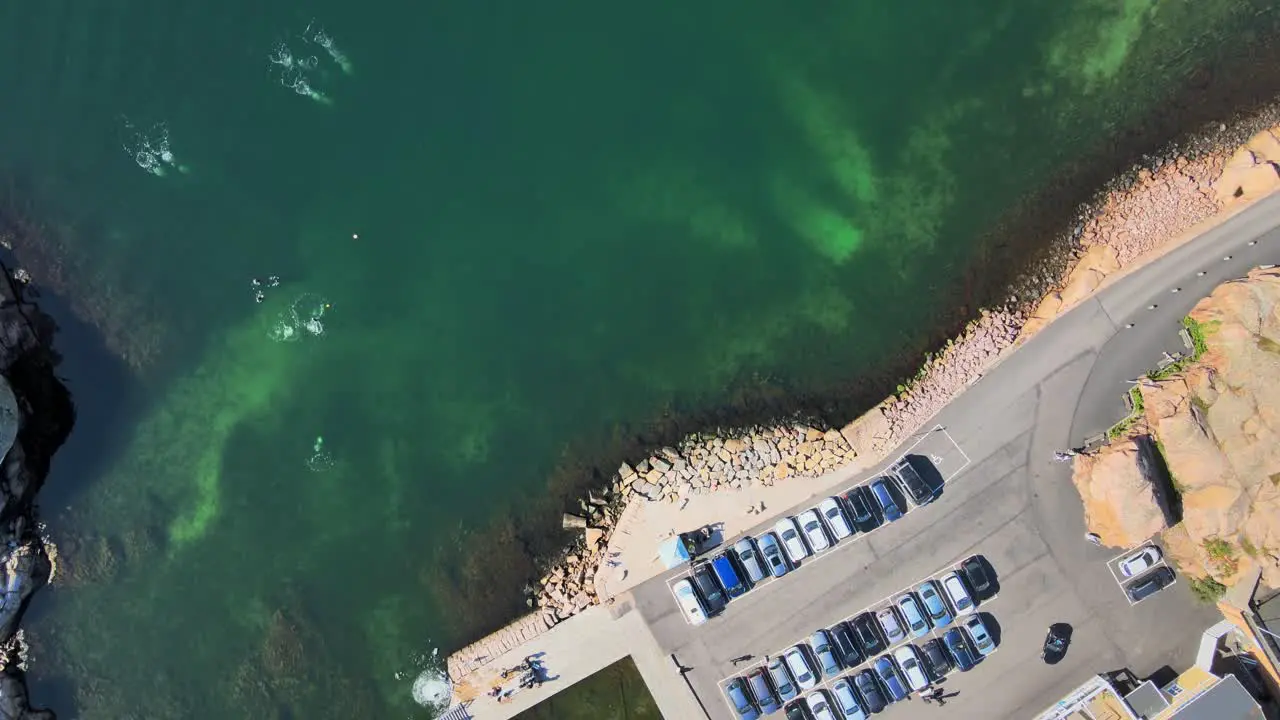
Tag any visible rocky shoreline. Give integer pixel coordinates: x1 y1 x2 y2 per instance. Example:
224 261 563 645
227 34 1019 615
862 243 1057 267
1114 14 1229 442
448 110 1280 690
0 263 75 719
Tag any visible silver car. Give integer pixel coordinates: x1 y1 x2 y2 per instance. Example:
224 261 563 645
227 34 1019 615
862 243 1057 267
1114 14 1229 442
876 606 906 645
805 691 839 720
785 646 818 690
831 678 868 720
942 572 975 615
775 518 810 565
672 579 707 626
756 532 790 578
893 645 931 692
809 630 841 677
1118 545 1163 578
732 537 767 584
817 497 853 541
797 509 830 553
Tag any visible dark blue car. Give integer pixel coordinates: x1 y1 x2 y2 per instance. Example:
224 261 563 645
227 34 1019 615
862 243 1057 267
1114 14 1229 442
942 628 978 671
869 478 904 522
872 655 909 702
712 553 749 599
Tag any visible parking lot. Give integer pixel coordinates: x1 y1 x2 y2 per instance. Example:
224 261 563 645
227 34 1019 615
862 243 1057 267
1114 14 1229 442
1106 542 1176 606
715 552 1000 717
664 426 970 622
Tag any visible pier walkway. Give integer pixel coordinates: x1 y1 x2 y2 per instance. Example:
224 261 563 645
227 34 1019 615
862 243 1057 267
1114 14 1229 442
451 599 705 720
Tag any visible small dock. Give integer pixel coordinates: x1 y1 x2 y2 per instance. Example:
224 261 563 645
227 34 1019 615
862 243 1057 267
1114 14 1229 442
446 599 704 720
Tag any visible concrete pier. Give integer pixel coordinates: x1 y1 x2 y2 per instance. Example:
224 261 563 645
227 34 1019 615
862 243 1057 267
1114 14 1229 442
448 599 705 719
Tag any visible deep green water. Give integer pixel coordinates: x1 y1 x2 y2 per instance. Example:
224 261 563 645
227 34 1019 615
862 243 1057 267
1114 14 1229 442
0 0 1271 717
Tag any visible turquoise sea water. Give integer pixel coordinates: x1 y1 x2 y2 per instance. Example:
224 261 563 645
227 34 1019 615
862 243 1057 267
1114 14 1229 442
0 1 1273 717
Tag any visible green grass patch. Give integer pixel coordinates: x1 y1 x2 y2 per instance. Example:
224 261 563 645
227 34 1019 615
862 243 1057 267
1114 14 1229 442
1107 385 1145 439
1270 472 1280 488
1183 316 1212 358
1188 575 1227 603
1203 536 1240 576
1152 436 1185 494
1256 334 1280 355
1241 535 1259 558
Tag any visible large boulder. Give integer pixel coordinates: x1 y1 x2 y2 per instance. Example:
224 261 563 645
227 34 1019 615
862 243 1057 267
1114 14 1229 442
1145 267 1280 588
1071 437 1169 548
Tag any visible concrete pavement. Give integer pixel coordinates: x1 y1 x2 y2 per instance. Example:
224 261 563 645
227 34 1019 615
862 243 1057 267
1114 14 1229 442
630 192 1280 719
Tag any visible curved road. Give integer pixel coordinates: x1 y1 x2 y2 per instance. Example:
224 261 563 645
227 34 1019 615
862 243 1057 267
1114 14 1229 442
626 193 1280 720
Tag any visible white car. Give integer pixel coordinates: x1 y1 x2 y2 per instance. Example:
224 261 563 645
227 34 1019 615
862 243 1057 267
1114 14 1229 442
941 571 975 615
817 497 854 541
893 645 931 692
830 678 868 720
797 510 830 552
672 579 707 626
775 518 810 565
785 646 818 690
805 691 839 720
1118 545 1163 578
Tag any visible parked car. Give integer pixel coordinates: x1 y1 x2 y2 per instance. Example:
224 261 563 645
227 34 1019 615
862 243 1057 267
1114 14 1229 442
941 571 975 615
809 630 842 677
805 691 839 720
767 655 799 702
917 579 953 628
690 563 727 615
854 669 887 713
850 612 886 657
896 593 931 639
1126 566 1176 602
963 614 997 657
1118 545 1163 578
724 677 762 720
841 485 881 533
797 510 830 553
785 704 812 720
712 553 749 600
775 518 810 565
733 537 768 585
920 638 952 680
817 497 854 541
893 645 931 693
746 667 781 715
672 578 708 626
893 458 936 505
785 646 818 690
960 555 994 599
876 607 906 645
941 628 978 671
830 622 864 668
869 477 904 522
757 532 790 579
830 678 868 720
872 655 909 703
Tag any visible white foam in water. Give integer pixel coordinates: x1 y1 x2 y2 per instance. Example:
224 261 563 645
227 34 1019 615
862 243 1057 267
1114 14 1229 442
270 22 349 104
120 118 190 176
310 26 354 75
267 292 331 342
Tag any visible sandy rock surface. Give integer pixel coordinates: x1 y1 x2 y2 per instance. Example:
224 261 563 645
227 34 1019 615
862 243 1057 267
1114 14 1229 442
1071 438 1169 548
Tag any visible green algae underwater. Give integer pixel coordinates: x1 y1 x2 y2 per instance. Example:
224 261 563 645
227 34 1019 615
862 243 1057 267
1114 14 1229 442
1 0 1276 717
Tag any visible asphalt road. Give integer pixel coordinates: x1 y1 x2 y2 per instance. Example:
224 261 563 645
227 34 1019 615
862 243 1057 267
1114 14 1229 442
630 193 1280 720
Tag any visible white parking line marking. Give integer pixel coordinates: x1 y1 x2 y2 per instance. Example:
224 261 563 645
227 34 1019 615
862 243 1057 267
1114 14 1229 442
676 426 969 620
718 552 999 701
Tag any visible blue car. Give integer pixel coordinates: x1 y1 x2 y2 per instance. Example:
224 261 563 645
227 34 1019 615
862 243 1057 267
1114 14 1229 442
767 655 799 702
724 677 762 720
896 593 931 639
917 580 953 628
869 478 904 522
942 628 977 671
712 553 749 599
872 655 909 702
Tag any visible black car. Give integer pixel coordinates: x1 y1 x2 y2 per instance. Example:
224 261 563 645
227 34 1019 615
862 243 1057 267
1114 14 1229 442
690 563 727 615
893 458 936 506
961 555 994 599
841 485 881 532
850 612 886 657
920 638 952 680
784 701 813 720
1126 566 1175 602
830 622 864 668
853 669 887 713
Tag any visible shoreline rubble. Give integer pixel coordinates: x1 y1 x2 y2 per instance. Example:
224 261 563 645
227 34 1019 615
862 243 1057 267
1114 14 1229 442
446 115 1280 694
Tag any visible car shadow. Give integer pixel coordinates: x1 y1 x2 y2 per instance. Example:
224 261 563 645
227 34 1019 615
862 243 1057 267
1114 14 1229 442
904 453 946 501
971 554 1000 601
981 612 1002 650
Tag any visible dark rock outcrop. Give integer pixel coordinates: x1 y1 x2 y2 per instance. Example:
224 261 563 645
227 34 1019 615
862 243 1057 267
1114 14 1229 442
0 268 75 719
